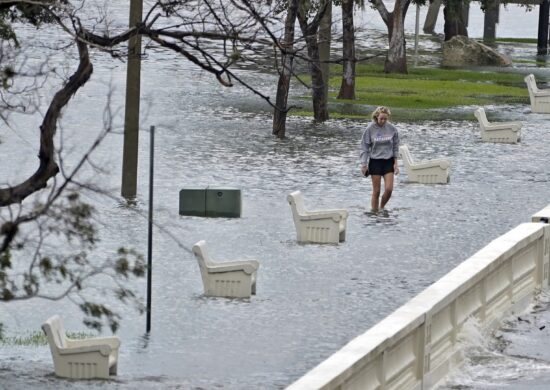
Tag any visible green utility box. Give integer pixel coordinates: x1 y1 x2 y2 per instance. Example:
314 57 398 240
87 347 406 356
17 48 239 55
179 187 241 218
206 188 241 218
179 188 207 217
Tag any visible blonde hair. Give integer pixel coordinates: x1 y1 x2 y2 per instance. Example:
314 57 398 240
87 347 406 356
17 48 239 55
371 106 391 122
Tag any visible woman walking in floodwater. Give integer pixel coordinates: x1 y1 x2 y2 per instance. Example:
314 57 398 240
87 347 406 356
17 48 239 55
360 106 400 212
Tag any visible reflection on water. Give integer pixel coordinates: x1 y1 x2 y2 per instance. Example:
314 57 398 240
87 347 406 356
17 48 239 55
363 208 399 226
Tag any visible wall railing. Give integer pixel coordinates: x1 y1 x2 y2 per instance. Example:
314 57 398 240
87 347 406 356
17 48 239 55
287 205 550 390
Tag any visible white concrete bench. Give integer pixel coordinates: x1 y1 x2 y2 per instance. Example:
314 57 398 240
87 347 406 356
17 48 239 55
287 190 348 244
524 73 550 113
192 240 259 298
399 145 450 184
474 107 521 143
42 315 120 379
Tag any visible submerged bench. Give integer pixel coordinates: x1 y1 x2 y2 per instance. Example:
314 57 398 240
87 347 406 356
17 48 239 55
474 107 521 143
399 145 450 184
524 73 550 113
192 240 259 298
42 315 120 379
287 190 348 244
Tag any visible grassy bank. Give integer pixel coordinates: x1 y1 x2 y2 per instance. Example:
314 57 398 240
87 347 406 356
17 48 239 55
495 37 538 44
0 330 93 346
293 63 532 121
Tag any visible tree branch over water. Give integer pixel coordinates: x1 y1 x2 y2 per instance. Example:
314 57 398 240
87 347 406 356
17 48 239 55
0 0 332 330
0 39 92 207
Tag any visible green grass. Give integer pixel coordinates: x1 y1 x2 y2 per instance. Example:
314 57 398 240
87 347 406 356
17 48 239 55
293 64 532 120
350 63 526 84
331 75 527 109
495 37 538 44
513 58 550 65
0 330 94 346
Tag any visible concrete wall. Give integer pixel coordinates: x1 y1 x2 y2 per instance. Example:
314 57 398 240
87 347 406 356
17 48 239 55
287 210 550 390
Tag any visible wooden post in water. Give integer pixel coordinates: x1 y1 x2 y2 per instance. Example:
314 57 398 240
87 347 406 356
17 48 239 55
122 0 143 198
538 0 550 55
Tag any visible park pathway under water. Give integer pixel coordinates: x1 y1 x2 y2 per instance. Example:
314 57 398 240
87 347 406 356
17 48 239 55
2 2 550 389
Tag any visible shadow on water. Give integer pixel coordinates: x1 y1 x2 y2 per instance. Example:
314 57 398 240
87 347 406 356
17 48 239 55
362 207 414 227
116 197 141 209
138 332 151 350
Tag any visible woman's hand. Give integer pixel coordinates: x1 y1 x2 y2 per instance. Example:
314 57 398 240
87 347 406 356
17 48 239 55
394 163 399 175
361 165 368 176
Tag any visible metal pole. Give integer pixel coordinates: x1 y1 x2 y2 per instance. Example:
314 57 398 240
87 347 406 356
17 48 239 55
414 4 420 67
146 125 155 333
121 0 143 199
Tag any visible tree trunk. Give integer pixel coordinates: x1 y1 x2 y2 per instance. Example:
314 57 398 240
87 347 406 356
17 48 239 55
273 0 299 139
319 1 332 102
297 0 330 122
384 5 408 74
337 0 356 99
305 33 329 121
538 0 550 55
372 0 411 74
443 1 469 41
483 0 498 43
423 0 442 34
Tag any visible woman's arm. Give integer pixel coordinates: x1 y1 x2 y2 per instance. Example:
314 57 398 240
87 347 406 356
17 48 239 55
360 127 371 175
393 127 400 174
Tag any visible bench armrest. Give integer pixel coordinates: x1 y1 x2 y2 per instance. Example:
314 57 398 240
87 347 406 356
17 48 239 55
59 344 112 357
413 160 450 170
304 209 348 220
208 260 259 274
485 122 522 131
67 336 120 350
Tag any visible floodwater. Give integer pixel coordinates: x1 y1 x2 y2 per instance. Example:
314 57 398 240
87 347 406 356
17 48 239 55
1 2 550 389
442 291 550 389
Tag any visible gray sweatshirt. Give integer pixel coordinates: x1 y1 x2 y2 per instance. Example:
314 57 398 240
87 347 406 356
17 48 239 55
360 121 400 165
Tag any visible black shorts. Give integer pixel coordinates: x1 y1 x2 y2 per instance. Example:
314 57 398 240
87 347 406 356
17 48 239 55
368 158 395 176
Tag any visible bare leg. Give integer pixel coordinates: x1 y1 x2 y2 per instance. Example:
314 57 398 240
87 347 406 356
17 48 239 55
380 172 394 209
371 175 382 211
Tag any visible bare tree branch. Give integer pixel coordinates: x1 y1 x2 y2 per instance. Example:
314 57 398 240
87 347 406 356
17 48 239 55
0 39 92 207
